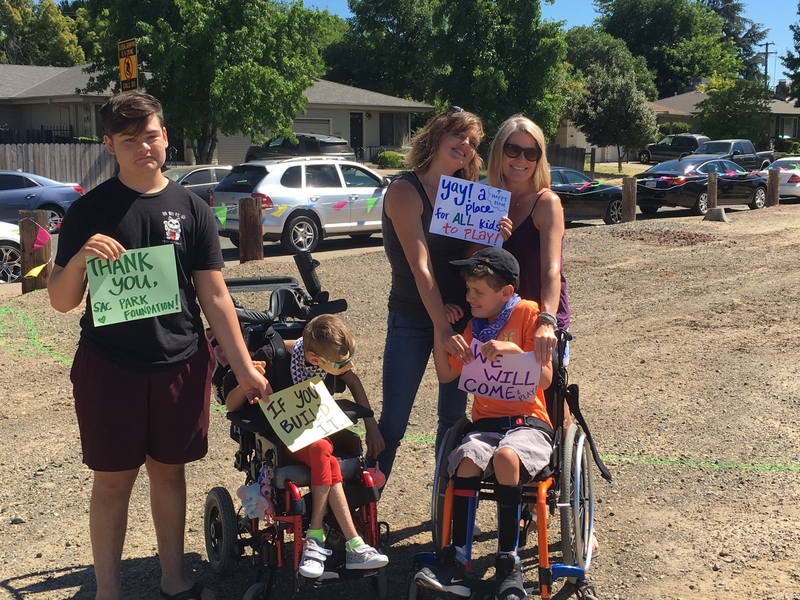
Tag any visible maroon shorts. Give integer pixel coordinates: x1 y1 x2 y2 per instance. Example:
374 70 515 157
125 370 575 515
71 339 215 472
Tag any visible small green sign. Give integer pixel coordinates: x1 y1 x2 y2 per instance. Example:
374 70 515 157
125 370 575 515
86 244 181 327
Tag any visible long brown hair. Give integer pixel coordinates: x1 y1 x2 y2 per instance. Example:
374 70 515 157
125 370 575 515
487 114 550 191
405 107 484 181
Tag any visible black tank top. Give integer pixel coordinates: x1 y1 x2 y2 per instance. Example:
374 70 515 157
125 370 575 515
382 172 470 321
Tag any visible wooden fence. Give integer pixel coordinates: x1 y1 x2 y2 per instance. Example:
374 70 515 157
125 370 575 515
0 143 115 192
547 144 586 172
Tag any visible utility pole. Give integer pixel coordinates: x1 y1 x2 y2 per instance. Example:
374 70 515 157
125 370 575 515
761 42 778 90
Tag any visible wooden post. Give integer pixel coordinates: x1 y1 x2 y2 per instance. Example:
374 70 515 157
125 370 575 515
622 177 637 222
767 169 780 207
707 173 718 209
19 209 51 293
238 197 263 263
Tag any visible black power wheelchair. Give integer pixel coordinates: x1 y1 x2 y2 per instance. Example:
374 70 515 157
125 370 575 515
203 251 389 600
410 330 612 600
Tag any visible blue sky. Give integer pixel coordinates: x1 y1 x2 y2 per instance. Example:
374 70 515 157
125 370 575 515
302 0 798 89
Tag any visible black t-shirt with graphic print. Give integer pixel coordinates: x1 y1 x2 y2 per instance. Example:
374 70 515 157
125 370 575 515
55 177 224 370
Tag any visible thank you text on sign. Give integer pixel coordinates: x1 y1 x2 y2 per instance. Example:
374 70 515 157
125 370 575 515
459 340 541 401
429 175 511 247
86 244 181 327
260 377 352 452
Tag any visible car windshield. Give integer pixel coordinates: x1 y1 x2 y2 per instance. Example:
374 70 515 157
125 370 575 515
319 141 351 154
695 141 732 154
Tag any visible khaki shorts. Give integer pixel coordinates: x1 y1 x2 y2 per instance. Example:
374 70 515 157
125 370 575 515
447 427 552 482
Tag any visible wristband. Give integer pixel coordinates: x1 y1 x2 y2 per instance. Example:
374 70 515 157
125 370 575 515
537 311 557 327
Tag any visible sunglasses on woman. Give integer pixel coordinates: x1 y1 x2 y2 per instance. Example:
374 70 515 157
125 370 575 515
503 143 542 162
316 343 357 370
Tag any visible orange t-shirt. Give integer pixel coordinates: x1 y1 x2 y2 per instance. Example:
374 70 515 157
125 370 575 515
448 300 551 426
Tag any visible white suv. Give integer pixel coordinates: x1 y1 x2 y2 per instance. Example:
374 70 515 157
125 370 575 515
212 157 390 254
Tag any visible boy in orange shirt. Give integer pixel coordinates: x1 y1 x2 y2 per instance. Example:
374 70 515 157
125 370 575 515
416 247 553 600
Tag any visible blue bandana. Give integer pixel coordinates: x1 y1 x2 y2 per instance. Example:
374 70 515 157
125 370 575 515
471 294 521 343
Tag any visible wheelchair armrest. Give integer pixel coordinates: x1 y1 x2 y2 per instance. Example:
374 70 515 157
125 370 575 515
335 399 373 422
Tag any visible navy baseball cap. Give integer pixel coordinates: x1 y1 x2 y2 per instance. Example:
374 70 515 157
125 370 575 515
450 247 520 285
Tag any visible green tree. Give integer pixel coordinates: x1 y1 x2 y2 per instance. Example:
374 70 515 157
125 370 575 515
700 0 767 81
324 0 439 102
0 0 84 65
782 2 800 105
433 0 567 138
567 67 658 172
695 73 772 144
82 0 328 163
564 25 657 100
595 0 740 97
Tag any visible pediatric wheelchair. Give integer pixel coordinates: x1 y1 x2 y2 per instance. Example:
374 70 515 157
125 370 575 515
203 251 389 600
411 330 612 600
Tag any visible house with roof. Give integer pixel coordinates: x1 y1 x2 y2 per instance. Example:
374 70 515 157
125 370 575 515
0 64 432 164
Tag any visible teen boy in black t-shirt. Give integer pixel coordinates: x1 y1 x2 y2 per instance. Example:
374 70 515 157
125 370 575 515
49 91 265 600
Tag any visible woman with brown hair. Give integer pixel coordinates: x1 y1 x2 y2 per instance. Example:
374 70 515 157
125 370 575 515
373 106 486 485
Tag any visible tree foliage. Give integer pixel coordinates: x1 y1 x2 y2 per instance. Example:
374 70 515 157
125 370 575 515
567 67 658 172
782 2 800 106
564 25 657 100
82 0 329 163
695 73 772 144
700 0 768 81
324 0 438 103
0 0 84 65
595 0 740 97
432 0 567 139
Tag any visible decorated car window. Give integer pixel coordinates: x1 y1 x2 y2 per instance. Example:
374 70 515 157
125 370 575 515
305 165 342 188
562 170 591 185
720 160 746 174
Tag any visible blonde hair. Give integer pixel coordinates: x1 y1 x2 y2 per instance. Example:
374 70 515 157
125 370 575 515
487 114 550 191
302 314 355 362
405 108 485 181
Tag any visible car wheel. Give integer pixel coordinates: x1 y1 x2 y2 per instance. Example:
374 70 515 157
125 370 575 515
0 242 22 283
42 205 65 234
640 205 659 215
749 186 767 210
281 214 320 254
638 150 650 164
603 197 623 225
692 192 709 216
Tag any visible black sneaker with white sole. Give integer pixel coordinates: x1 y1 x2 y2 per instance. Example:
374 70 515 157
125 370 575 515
414 545 471 597
494 552 527 600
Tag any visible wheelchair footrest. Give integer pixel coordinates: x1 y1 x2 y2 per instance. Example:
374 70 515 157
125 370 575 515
550 564 586 581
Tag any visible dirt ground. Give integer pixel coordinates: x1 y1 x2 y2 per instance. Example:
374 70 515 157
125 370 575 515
1 202 799 600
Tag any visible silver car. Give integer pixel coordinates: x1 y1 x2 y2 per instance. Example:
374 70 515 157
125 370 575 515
212 157 390 254
163 164 232 205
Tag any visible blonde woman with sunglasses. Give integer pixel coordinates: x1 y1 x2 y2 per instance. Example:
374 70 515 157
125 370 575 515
487 115 570 368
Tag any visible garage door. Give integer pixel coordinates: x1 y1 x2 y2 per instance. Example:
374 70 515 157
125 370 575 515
293 119 331 135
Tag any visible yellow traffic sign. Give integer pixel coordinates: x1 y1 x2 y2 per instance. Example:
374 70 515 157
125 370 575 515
118 38 138 91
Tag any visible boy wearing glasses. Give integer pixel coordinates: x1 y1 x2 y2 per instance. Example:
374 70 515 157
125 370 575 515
223 314 388 577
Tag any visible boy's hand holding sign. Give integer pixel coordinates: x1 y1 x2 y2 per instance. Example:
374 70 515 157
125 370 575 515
429 175 511 247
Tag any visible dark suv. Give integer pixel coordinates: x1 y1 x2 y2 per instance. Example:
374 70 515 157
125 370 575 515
245 134 355 163
638 134 709 164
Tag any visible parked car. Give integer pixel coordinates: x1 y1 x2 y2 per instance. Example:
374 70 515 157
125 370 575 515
636 157 767 215
212 157 390 253
0 170 82 233
163 165 232 205
0 221 21 283
758 157 800 198
638 134 709 164
550 166 624 224
245 134 356 163
692 139 773 170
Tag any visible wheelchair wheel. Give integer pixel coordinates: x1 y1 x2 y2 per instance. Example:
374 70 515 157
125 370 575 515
559 424 595 571
242 582 267 600
431 417 470 549
204 486 239 574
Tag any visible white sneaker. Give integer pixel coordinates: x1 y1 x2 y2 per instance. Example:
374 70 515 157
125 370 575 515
345 543 389 570
299 537 331 579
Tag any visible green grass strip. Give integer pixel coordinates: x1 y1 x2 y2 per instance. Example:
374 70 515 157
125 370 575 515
0 307 73 366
